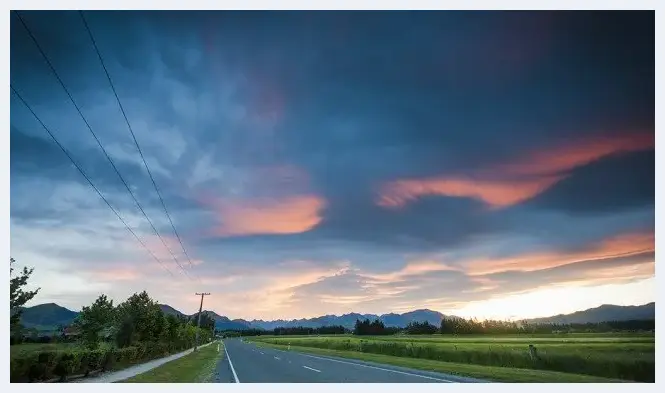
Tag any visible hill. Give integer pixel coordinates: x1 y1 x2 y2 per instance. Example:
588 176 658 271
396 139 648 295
158 304 185 317
156 305 250 330
196 310 251 331
527 302 655 324
19 303 79 330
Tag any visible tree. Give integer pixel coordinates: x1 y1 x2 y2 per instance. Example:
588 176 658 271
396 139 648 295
10 258 40 328
75 294 115 349
162 314 181 345
406 321 438 334
115 316 136 348
354 318 390 335
115 291 161 344
190 312 216 332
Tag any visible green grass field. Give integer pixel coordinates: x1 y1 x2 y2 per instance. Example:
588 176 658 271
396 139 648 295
250 334 654 382
121 342 223 383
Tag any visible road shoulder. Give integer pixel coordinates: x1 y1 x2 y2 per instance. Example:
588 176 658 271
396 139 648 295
122 341 221 383
75 342 215 383
213 340 237 383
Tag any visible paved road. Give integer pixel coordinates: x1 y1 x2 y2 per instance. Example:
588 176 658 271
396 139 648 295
214 338 483 383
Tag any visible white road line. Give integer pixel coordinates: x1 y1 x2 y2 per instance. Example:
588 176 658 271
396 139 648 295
303 366 321 373
274 356 281 360
260 352 265 355
223 342 240 383
299 353 453 382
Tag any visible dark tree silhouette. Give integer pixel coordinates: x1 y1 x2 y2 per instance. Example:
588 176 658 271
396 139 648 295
10 258 40 329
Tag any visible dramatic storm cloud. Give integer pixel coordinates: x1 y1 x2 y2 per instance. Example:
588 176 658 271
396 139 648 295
10 11 654 320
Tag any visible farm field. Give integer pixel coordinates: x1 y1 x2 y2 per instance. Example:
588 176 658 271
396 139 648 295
249 333 654 382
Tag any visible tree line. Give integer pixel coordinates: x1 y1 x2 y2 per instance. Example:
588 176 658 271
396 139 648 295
353 318 401 335
76 291 214 350
216 316 655 337
439 316 655 335
9 257 213 348
272 325 348 335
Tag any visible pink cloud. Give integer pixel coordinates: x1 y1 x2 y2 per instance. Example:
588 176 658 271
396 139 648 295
367 260 456 282
466 231 655 276
494 132 654 177
85 266 142 282
377 175 564 209
194 163 325 237
202 194 326 237
377 131 653 209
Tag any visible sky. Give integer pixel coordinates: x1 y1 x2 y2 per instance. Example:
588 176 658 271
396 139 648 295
9 11 655 321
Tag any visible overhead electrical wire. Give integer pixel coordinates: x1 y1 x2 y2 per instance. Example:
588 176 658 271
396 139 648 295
14 10 192 280
79 10 197 272
11 85 175 278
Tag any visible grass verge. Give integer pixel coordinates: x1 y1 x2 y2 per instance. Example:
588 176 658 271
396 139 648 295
254 342 623 383
121 342 223 383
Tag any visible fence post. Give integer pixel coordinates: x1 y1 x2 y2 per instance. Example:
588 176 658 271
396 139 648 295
528 344 539 361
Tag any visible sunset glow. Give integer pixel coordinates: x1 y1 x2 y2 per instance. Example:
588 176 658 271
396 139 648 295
10 11 654 322
451 277 655 321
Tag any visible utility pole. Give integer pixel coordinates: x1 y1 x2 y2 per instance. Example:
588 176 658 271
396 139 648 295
194 292 210 351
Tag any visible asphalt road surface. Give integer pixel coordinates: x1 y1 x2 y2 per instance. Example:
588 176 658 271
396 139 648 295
214 338 483 383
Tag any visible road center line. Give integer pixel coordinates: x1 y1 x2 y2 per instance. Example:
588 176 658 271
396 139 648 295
223 341 240 383
299 353 452 382
303 366 321 373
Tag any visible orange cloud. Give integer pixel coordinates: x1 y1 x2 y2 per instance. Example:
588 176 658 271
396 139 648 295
496 132 654 177
466 231 655 275
377 132 653 209
205 195 326 237
377 175 563 208
86 267 142 282
367 260 456 282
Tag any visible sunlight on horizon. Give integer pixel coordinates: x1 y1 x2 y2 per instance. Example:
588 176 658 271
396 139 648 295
449 276 655 321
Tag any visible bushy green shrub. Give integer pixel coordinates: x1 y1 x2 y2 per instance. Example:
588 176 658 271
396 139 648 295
9 342 196 382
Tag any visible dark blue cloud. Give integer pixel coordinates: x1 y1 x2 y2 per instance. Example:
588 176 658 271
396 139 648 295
525 150 655 215
10 10 655 316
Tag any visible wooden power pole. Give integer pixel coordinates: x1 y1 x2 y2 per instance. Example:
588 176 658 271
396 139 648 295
194 292 210 351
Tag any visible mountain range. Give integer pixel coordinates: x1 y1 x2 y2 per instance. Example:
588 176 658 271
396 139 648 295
19 302 656 332
526 302 655 324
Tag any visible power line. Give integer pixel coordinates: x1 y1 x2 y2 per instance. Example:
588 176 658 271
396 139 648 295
79 11 196 271
11 85 175 278
14 10 191 279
